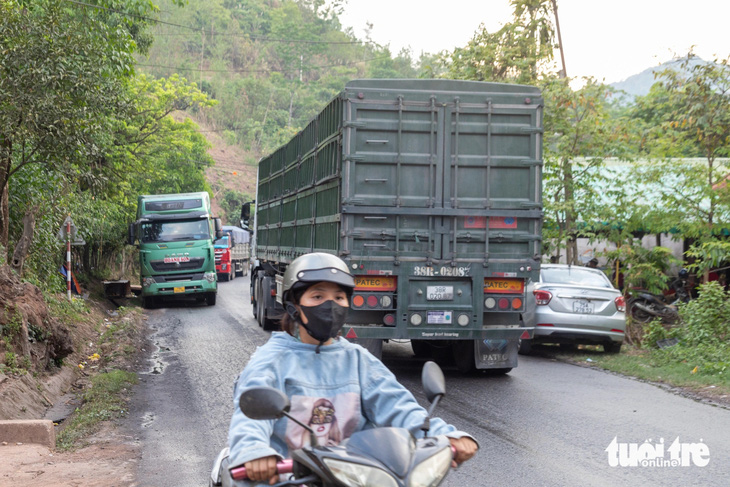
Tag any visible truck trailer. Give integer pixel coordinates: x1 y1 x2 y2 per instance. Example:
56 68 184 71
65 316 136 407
243 79 543 373
128 192 222 308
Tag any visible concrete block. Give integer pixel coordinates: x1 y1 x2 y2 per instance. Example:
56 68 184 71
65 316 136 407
0 420 55 448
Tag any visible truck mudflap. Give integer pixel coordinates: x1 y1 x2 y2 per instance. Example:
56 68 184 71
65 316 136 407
476 339 519 369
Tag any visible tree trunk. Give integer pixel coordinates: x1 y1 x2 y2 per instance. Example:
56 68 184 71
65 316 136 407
10 205 39 276
0 137 11 263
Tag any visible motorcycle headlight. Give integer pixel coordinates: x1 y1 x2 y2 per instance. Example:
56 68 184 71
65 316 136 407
323 458 398 487
204 272 216 283
408 447 452 487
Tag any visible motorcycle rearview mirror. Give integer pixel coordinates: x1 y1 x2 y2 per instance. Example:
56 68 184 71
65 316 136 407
422 361 446 404
420 361 446 436
239 387 291 420
239 387 319 446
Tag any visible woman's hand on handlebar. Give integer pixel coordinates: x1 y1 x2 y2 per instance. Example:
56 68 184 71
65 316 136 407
449 437 478 467
244 455 279 484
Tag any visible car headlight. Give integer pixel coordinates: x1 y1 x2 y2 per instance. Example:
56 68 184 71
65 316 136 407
204 272 216 283
142 277 155 288
323 458 398 487
408 447 452 487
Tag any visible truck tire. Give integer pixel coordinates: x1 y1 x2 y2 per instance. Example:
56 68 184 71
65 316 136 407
410 340 432 358
206 292 217 306
518 338 533 355
142 296 155 309
229 268 235 281
252 273 261 321
452 340 476 374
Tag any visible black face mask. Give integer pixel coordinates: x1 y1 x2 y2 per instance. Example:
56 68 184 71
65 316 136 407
289 300 349 346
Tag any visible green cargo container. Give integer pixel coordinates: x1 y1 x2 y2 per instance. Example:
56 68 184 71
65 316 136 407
246 79 542 373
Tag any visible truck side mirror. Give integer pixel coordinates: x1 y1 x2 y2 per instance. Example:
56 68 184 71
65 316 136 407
214 217 223 239
241 202 251 224
128 223 136 246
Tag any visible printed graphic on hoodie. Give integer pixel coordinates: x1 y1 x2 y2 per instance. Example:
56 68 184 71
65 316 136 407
285 393 361 449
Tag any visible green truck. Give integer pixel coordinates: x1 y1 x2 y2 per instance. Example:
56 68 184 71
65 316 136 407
243 79 543 373
128 192 222 308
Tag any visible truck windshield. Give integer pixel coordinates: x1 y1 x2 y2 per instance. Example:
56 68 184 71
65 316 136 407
140 219 210 243
214 235 229 246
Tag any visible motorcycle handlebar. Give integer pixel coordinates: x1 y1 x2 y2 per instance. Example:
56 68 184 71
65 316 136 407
230 446 457 481
231 459 293 481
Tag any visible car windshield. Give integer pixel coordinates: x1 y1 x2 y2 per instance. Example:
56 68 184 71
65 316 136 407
140 219 210 243
541 267 612 288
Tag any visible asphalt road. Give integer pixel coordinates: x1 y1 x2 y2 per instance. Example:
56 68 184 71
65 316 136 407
127 275 730 487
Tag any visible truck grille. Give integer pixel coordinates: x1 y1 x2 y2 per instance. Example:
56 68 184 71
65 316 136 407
150 258 205 272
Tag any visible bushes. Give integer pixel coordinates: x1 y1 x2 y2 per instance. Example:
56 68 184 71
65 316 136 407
642 282 730 376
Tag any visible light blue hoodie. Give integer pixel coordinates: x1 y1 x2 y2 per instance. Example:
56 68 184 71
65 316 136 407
227 332 474 468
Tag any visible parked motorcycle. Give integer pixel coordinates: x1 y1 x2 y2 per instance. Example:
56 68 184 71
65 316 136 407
627 269 691 324
210 361 456 487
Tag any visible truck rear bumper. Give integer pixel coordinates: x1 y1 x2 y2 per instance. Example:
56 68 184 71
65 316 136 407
343 325 534 340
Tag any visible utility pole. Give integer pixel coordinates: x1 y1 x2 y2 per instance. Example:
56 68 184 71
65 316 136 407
551 0 567 78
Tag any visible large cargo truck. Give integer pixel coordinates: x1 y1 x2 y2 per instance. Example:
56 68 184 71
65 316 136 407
128 192 222 308
243 79 543 373
214 225 250 281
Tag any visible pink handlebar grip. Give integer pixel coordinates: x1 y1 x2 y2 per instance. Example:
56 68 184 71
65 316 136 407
231 459 293 481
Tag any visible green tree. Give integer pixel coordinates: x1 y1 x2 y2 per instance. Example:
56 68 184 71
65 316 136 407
432 0 556 83
542 77 636 264
0 0 137 267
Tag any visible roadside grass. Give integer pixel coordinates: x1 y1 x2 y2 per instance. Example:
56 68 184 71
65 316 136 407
56 369 137 450
549 344 730 403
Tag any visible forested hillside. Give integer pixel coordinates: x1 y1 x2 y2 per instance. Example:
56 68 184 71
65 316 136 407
138 0 432 220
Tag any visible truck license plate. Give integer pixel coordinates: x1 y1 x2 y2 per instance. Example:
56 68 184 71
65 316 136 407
173 286 185 294
427 286 454 300
573 300 593 314
427 311 452 324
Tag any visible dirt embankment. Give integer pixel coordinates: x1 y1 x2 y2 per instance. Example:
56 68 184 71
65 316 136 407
0 266 147 486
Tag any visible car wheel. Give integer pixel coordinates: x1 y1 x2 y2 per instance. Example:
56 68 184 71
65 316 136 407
518 338 533 355
604 342 622 354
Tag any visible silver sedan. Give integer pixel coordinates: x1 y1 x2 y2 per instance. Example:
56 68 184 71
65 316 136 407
520 264 626 354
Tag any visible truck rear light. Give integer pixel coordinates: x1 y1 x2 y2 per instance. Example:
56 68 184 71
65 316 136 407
367 295 378 308
614 295 626 312
352 295 365 308
380 295 392 308
410 313 423 326
511 298 523 309
534 290 552 305
457 313 470 326
484 297 496 309
383 314 396 326
498 298 509 310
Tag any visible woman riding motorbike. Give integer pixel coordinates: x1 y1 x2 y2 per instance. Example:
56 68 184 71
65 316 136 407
226 252 478 485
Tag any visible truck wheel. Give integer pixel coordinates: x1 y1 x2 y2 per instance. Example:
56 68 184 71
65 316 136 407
142 296 155 309
518 338 533 355
229 269 235 281
410 340 432 358
252 274 260 321
452 340 476 374
206 292 217 306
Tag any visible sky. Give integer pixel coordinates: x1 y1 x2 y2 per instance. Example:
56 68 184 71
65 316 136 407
335 0 729 84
